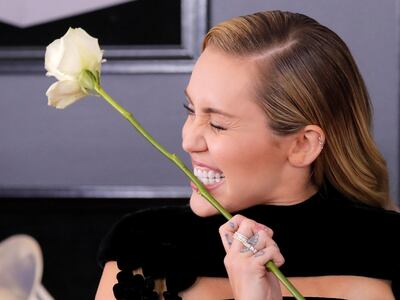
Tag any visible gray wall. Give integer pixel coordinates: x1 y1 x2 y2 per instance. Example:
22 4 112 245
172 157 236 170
0 0 398 201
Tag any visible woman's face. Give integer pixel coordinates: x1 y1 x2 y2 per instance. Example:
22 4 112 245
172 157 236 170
182 47 294 216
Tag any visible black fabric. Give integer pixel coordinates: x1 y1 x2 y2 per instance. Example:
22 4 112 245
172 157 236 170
98 188 400 299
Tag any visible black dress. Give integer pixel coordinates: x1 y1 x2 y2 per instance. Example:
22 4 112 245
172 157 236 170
98 188 400 299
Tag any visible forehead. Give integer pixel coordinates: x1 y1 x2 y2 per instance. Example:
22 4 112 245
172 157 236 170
187 47 260 108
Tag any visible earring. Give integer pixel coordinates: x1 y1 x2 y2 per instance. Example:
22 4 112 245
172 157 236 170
318 136 324 149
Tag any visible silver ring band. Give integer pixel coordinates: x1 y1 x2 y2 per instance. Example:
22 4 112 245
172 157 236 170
246 244 258 254
233 231 248 244
233 231 258 254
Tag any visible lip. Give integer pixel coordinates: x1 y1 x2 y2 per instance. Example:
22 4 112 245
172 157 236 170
190 179 224 192
191 159 223 173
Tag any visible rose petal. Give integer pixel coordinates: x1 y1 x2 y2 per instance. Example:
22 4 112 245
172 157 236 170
44 38 71 81
74 28 103 72
46 80 87 109
57 28 103 78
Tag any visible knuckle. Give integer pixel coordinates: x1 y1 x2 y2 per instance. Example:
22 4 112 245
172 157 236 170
276 255 285 267
232 214 243 220
231 214 244 224
258 229 269 239
260 226 273 237
241 218 254 227
255 223 273 236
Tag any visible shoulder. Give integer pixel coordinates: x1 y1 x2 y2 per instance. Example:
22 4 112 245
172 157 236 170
276 190 400 281
313 186 400 226
321 191 400 278
321 190 400 251
331 192 400 229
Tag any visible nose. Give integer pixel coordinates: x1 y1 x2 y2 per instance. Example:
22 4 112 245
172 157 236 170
182 117 208 154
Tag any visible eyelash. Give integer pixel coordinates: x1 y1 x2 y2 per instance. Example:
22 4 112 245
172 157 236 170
183 103 195 115
183 103 226 131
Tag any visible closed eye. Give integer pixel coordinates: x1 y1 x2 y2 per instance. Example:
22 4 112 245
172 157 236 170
209 122 226 131
183 103 195 115
184 103 227 131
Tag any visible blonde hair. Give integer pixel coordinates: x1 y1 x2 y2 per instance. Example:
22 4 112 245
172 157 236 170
203 10 396 209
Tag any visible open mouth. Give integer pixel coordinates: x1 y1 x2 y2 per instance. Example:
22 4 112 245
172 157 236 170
193 166 225 186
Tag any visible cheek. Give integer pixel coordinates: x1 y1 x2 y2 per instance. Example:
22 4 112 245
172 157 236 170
221 140 283 178
206 138 234 168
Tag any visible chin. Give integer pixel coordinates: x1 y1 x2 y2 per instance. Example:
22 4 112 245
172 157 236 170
189 193 221 217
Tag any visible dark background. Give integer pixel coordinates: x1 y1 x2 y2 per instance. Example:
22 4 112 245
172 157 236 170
0 197 187 299
0 0 181 47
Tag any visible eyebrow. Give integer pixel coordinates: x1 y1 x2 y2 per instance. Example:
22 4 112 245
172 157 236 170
184 88 236 118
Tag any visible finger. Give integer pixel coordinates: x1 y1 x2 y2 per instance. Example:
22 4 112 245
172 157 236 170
231 218 257 254
219 229 233 253
255 223 274 238
247 228 269 252
231 219 274 254
219 214 245 235
219 215 247 252
236 228 275 257
220 215 275 254
220 214 273 238
253 243 285 268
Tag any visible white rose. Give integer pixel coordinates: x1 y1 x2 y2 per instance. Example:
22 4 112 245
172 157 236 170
45 28 104 109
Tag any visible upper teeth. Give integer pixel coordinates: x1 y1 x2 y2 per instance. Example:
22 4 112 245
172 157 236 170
194 167 224 185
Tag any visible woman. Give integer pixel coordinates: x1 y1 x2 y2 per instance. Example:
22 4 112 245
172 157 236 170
96 10 400 299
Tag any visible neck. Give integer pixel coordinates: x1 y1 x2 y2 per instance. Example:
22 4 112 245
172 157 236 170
265 182 318 206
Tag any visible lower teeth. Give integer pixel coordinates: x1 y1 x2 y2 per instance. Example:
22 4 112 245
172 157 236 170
199 177 223 185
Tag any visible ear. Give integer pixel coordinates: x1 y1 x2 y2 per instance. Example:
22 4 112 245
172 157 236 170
288 125 325 167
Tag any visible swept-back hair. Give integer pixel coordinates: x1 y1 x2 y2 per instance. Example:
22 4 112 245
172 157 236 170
203 10 395 209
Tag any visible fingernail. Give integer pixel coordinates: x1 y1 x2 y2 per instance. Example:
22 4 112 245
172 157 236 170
228 221 235 229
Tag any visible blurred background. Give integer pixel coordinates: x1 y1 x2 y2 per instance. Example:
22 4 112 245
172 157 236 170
0 0 398 299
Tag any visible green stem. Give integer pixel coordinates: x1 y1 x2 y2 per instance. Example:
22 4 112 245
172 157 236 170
267 261 305 299
94 84 305 300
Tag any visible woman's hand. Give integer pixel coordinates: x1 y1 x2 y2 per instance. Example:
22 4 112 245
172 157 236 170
219 214 284 300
